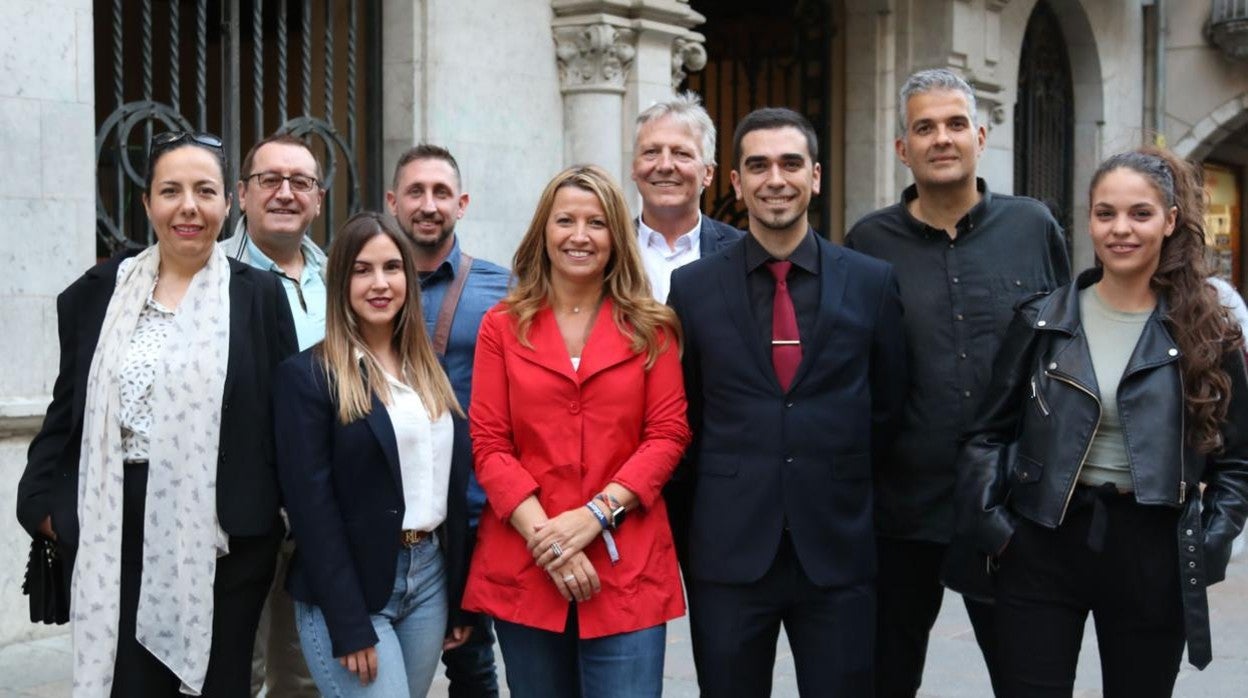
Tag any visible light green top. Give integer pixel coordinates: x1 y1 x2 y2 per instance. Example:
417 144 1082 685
1078 286 1151 492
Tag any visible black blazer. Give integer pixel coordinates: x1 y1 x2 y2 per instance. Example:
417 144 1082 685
272 349 473 658
668 232 907 587
16 252 298 564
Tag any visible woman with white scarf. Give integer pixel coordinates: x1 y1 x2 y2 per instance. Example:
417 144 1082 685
16 131 297 696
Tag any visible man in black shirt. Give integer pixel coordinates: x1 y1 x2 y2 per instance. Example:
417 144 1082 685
845 68 1071 697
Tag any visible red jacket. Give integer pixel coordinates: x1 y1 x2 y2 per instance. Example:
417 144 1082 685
462 299 690 637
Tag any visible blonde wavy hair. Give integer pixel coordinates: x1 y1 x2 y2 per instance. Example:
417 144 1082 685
318 211 461 424
504 165 681 367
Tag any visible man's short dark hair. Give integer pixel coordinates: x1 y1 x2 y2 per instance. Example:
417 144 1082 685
391 144 462 190
240 132 323 181
731 108 819 169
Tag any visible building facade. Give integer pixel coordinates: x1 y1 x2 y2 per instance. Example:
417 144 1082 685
1 0 1246 645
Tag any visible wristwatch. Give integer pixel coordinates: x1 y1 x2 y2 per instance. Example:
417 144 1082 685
608 503 626 529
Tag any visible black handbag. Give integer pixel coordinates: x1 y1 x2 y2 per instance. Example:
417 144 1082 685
22 538 69 625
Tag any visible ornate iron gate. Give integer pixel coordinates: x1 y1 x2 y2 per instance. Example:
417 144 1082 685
682 0 835 233
94 0 383 254
1014 0 1074 253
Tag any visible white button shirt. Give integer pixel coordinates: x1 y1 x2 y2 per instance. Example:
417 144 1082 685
637 215 702 303
384 372 454 531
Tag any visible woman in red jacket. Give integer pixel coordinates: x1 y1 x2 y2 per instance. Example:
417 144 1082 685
462 165 690 697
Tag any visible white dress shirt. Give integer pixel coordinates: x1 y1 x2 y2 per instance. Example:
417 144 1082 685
638 215 702 303
384 371 454 531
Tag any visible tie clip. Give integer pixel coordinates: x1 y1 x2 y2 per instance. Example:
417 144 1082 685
771 340 801 345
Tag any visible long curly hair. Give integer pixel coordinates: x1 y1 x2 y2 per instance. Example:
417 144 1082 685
1089 148 1243 453
504 165 680 368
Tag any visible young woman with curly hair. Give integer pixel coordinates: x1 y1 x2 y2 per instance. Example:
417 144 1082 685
953 147 1248 697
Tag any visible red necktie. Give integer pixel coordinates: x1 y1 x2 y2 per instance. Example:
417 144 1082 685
767 260 801 391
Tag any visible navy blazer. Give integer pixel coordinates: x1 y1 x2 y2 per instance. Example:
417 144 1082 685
273 349 473 657
668 232 907 587
17 252 297 567
697 215 745 257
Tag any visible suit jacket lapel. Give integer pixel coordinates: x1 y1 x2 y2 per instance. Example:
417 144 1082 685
223 264 253 406
73 266 122 428
511 306 579 382
698 217 719 257
364 396 404 493
789 238 846 391
576 298 635 381
716 242 776 389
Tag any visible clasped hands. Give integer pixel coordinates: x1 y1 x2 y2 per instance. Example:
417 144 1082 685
527 507 603 603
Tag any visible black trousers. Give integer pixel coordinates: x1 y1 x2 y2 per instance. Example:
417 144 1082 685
112 461 281 698
994 488 1185 698
689 532 874 697
874 537 1003 697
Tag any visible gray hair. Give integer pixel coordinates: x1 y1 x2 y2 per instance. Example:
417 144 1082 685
897 68 978 134
635 92 717 167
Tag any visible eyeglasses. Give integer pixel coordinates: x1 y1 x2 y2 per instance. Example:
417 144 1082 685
149 131 224 159
245 172 320 194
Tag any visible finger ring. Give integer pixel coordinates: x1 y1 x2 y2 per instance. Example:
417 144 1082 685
564 574 576 583
550 542 563 558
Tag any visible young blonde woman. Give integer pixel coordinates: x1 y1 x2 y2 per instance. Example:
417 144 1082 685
273 211 474 696
462 165 691 697
955 148 1248 696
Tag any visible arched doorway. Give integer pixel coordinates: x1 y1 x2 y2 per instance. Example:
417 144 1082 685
1177 104 1248 289
1014 0 1074 256
683 0 844 236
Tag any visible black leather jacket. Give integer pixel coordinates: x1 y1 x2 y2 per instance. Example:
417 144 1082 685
955 269 1248 668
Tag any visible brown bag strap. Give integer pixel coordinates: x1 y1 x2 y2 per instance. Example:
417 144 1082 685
432 252 474 357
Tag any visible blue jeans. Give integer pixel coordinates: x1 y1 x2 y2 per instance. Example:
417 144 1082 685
494 608 665 698
295 536 448 697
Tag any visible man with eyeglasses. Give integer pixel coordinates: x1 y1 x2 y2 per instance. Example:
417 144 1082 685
225 132 326 698
226 133 328 354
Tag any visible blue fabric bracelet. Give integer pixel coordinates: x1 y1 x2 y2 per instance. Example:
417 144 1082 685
585 502 620 564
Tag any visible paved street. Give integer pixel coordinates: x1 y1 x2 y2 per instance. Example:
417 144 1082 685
4 553 1248 697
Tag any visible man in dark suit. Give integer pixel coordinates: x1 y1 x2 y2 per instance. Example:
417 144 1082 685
633 94 743 575
631 92 742 304
667 107 907 697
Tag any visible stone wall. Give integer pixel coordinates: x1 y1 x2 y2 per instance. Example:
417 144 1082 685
0 0 96 646
383 0 565 269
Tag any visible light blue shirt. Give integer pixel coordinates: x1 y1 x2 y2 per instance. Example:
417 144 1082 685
243 236 327 350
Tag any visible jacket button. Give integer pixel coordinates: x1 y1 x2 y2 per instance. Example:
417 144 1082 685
1048 362 1057 370
1019 472 1029 480
1037 320 1047 327
1190 578 1198 585
785 402 794 408
568 401 580 414
1188 545 1196 552
1186 529 1194 536
1189 561 1197 568
1168 348 1179 357
785 456 794 463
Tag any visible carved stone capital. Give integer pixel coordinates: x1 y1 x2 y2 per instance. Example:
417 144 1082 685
555 23 637 93
671 35 707 88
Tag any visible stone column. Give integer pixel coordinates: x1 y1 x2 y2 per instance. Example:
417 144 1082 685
553 19 636 177
552 0 708 190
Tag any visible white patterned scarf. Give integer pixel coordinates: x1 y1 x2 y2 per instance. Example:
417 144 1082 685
72 243 231 696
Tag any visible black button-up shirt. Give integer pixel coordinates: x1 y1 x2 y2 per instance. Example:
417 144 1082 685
845 179 1071 542
744 230 820 352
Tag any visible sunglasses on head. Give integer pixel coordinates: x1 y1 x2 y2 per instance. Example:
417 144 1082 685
149 131 224 158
